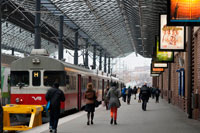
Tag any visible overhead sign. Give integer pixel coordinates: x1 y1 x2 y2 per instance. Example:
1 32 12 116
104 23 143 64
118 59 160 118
152 68 164 72
167 0 200 26
160 15 185 51
151 74 160 77
155 36 174 63
153 63 168 68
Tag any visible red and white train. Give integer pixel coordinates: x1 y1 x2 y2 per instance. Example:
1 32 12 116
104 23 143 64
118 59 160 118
10 49 124 112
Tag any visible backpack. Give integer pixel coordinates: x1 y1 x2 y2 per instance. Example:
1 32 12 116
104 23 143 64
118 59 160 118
86 91 95 99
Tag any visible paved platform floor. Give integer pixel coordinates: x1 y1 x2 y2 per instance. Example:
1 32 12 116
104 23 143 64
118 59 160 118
25 98 200 133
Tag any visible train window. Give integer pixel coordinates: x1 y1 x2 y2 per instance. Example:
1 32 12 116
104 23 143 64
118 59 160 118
11 71 29 86
32 71 41 86
44 71 65 86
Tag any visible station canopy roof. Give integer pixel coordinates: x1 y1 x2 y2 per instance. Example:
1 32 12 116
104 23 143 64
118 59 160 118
1 0 167 58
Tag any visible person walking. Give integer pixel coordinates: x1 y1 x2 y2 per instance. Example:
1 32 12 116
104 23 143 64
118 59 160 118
155 87 161 103
133 86 138 100
104 85 110 110
85 83 97 125
106 82 121 125
45 82 65 133
139 83 151 111
121 86 127 102
127 86 132 105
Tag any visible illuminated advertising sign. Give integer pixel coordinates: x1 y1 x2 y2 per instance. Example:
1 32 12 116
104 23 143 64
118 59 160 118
160 15 185 51
155 36 174 63
167 0 200 26
151 74 160 77
153 63 168 68
152 68 164 72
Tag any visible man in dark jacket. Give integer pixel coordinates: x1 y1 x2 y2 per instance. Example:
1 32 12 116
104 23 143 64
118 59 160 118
139 83 151 111
155 87 161 103
127 86 132 105
45 83 65 133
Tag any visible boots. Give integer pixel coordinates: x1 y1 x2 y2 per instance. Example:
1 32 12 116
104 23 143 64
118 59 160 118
110 118 113 124
114 120 117 125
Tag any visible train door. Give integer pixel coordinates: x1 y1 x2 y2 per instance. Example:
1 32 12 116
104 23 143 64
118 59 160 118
102 79 104 100
78 75 82 110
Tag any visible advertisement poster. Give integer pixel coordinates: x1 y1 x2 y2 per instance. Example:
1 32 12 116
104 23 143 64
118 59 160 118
155 36 174 63
168 0 200 25
153 63 168 68
160 15 184 51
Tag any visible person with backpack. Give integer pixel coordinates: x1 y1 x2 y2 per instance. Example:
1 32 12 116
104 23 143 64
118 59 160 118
155 87 161 103
85 83 97 125
133 86 138 100
139 83 151 111
121 86 127 102
127 86 132 105
106 82 121 125
45 83 65 133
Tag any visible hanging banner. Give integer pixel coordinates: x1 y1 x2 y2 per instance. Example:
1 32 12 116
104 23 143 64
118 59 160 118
160 15 185 51
155 36 174 63
167 0 200 26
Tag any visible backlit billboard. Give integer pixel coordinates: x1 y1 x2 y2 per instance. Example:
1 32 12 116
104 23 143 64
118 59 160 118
160 15 185 51
153 62 168 68
155 36 174 63
167 0 200 26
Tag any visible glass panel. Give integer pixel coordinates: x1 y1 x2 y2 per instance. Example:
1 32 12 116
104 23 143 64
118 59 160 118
32 71 41 86
11 71 29 86
44 71 65 86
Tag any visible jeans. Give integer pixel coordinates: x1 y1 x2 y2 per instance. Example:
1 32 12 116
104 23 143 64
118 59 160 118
142 99 147 111
50 109 60 130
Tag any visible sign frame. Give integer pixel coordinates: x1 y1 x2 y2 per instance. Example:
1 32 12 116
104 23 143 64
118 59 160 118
159 14 186 51
167 0 200 26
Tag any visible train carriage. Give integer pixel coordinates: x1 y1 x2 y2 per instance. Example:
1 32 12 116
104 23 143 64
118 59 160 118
10 49 123 114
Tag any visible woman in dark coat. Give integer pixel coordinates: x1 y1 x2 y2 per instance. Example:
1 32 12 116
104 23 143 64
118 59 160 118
85 83 97 125
106 82 121 125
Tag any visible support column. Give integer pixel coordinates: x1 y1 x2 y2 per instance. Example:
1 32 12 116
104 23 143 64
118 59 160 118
74 31 78 65
92 45 96 69
161 73 163 99
0 3 3 132
99 50 102 71
168 63 171 104
104 53 107 73
187 27 193 119
58 15 64 60
108 57 110 74
85 40 89 67
34 0 41 49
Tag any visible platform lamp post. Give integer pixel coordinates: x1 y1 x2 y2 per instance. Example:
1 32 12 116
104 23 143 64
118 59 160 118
0 2 3 132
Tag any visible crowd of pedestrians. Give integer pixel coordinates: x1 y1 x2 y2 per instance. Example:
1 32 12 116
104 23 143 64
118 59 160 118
44 81 160 132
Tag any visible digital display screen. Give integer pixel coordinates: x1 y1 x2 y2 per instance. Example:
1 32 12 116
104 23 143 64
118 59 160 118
168 0 200 25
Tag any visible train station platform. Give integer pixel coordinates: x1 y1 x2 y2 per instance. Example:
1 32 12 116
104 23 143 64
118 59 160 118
24 98 200 133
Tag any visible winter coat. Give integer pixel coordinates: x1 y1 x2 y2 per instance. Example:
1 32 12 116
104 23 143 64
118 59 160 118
45 87 65 111
139 85 151 101
85 89 97 104
106 86 121 109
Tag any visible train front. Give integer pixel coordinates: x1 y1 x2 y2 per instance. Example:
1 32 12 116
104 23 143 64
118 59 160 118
10 49 66 107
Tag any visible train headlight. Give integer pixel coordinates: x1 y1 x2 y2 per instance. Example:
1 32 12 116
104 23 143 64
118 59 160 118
16 98 19 103
32 58 40 64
